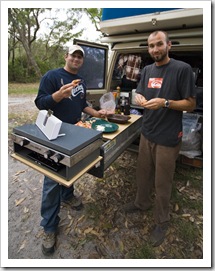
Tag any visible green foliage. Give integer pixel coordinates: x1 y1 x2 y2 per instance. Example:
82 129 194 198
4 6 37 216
84 202 103 223
174 218 199 243
128 243 156 259
174 166 203 190
8 55 39 83
83 8 102 31
8 8 102 83
171 165 203 214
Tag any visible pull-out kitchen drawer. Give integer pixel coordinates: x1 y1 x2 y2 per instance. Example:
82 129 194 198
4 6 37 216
11 115 142 187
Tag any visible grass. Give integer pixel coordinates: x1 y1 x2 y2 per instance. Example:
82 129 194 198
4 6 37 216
176 218 200 242
174 165 203 190
84 202 104 223
171 185 203 214
172 164 203 213
8 112 38 135
8 82 39 95
128 243 156 259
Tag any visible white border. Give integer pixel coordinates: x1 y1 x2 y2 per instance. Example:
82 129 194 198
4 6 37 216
1 0 212 268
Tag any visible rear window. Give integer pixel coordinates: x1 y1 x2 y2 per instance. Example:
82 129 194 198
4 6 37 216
74 42 108 90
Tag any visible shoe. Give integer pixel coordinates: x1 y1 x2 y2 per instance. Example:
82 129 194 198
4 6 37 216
41 231 56 255
149 223 169 247
121 201 141 213
62 196 83 211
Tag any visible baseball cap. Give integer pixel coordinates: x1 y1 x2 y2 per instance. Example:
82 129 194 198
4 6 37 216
68 45 85 57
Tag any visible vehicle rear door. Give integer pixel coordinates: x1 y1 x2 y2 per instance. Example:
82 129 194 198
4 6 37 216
74 39 109 107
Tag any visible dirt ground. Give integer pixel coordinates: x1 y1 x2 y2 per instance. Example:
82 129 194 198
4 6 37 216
7 94 203 266
7 95 143 260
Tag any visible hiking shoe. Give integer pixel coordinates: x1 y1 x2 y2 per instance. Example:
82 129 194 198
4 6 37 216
62 196 83 211
41 232 56 256
121 202 141 213
149 223 169 247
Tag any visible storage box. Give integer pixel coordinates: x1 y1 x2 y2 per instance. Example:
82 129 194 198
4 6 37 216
178 155 203 168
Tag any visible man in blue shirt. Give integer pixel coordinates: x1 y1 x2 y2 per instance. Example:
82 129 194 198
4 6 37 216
35 45 107 255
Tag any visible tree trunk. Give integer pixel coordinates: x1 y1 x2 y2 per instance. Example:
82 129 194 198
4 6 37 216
21 38 42 78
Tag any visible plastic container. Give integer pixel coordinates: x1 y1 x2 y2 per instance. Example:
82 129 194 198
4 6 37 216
132 89 137 105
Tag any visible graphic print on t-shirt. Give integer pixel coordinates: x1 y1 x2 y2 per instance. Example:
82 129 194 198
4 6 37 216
148 78 163 88
71 84 85 99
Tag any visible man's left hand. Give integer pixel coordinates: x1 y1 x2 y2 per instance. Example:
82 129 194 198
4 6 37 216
143 98 165 110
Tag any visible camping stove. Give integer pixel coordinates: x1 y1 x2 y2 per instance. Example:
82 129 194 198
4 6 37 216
11 123 103 181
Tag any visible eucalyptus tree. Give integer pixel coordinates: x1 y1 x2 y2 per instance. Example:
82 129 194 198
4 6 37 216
83 8 102 32
8 8 102 82
8 8 46 78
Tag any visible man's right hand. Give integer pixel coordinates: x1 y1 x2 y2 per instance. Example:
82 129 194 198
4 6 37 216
135 94 147 107
52 79 81 102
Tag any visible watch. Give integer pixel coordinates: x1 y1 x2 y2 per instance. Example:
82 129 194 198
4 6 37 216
164 99 170 108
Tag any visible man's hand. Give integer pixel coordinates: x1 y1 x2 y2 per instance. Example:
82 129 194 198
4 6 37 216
53 79 81 102
143 98 165 110
135 94 165 110
83 107 109 119
135 94 147 106
98 109 108 118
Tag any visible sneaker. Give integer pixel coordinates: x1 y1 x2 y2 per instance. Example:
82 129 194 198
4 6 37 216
41 232 56 255
149 223 169 247
121 201 142 213
62 196 83 211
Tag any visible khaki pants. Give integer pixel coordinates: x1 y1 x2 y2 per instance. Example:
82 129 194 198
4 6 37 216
135 134 181 224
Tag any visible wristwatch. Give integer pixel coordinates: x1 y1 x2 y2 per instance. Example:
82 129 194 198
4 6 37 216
164 99 170 108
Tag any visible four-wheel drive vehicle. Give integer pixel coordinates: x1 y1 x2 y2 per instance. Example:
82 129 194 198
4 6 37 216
74 8 203 165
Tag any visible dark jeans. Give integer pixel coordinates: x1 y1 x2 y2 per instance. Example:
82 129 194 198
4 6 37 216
40 176 74 233
135 134 181 224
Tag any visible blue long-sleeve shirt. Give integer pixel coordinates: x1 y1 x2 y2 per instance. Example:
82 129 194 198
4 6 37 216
35 68 88 124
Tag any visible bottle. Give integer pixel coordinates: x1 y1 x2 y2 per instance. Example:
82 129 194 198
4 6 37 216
124 98 130 115
115 103 121 114
121 96 126 106
116 86 121 105
115 86 121 114
116 86 121 100
120 96 126 114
